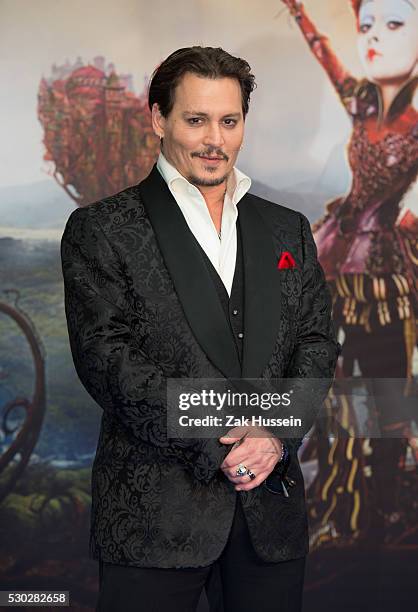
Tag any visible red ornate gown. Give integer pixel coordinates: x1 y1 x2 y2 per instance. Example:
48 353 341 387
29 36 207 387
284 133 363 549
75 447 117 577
289 6 418 380
284 4 418 541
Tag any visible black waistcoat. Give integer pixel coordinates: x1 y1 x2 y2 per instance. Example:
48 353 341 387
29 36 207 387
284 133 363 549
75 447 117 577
191 219 245 369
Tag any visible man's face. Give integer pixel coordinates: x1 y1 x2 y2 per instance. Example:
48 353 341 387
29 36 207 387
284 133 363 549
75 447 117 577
152 72 245 187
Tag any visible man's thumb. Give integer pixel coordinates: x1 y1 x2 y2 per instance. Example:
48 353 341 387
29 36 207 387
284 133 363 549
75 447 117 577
219 436 240 444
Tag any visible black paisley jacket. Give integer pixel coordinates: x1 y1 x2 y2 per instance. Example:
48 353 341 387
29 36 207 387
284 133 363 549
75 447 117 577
60 163 341 568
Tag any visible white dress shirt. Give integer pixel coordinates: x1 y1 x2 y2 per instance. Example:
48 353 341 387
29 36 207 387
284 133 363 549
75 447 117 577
156 151 252 296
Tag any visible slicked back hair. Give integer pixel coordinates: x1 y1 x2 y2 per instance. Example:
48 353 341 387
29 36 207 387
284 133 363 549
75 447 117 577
148 46 257 119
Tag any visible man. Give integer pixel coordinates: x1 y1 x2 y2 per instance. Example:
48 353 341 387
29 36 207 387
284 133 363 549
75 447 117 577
61 46 341 612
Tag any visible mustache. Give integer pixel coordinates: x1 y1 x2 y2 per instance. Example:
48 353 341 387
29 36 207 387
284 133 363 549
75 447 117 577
193 151 229 160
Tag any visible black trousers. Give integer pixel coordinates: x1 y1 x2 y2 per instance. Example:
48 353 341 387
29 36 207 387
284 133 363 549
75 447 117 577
96 496 306 612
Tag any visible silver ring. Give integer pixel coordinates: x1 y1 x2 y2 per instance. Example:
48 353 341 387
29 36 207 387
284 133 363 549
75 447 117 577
246 469 256 480
236 464 248 477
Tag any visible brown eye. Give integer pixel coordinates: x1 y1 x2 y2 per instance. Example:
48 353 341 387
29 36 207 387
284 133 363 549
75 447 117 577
359 23 372 34
387 20 404 30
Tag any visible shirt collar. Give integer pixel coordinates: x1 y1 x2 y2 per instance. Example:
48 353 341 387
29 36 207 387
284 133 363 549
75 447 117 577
156 151 251 206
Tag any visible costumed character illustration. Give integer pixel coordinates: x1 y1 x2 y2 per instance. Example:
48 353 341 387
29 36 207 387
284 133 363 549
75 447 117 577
279 0 418 544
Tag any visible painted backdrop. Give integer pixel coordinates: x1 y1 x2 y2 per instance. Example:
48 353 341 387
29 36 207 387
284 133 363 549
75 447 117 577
0 1 417 610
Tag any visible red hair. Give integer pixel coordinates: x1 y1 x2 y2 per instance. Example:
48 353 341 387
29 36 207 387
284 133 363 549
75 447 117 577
351 0 361 15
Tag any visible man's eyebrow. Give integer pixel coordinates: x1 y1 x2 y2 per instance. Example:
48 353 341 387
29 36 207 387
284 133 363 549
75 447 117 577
182 111 242 118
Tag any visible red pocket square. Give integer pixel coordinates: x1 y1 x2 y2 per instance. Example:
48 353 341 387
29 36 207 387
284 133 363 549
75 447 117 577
277 251 296 269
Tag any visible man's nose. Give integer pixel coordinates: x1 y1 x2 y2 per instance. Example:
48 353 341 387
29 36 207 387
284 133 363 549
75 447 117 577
203 122 225 148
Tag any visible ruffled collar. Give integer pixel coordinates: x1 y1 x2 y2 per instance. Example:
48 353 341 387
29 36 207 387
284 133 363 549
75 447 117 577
353 76 417 124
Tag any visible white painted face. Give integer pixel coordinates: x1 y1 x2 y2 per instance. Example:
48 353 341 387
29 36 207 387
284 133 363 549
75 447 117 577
357 0 418 83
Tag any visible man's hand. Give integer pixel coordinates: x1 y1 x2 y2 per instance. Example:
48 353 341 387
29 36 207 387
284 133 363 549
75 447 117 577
218 426 283 491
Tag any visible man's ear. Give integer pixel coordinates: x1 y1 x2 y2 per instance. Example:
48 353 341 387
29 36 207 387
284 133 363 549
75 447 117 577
151 102 165 139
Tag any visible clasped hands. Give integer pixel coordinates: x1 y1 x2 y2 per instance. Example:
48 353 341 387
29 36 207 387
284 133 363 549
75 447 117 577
219 425 283 492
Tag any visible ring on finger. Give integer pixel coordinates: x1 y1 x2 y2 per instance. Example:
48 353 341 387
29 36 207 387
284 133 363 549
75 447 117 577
236 463 248 477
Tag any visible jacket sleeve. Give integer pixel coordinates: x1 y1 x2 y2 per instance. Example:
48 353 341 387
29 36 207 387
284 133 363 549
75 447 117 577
278 212 342 462
61 206 231 484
